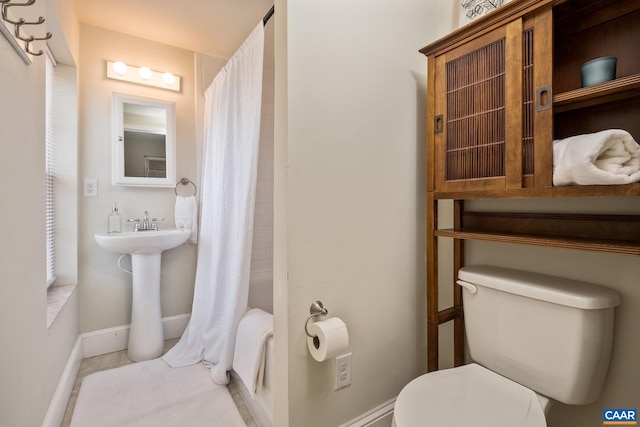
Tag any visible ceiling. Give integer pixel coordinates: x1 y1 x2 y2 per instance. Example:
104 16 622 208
71 0 274 59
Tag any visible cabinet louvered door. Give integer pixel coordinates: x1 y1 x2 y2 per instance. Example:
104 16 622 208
527 8 553 189
519 9 554 189
432 21 528 192
433 26 515 191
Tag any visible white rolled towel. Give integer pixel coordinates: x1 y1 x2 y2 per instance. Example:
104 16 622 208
175 195 198 243
553 129 640 186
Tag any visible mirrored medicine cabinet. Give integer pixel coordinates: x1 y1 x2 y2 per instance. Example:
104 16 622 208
112 93 176 187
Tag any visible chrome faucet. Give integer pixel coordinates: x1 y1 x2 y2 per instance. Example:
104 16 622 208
141 211 151 230
128 211 164 231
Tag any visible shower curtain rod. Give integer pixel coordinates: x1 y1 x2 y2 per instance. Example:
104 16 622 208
263 5 274 26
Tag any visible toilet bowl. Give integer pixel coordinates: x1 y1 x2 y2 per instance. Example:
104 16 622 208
392 364 548 427
393 265 620 427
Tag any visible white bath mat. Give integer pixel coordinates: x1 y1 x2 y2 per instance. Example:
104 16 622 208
70 358 246 427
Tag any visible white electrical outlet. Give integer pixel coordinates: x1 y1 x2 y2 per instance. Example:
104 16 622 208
83 178 98 197
335 352 352 390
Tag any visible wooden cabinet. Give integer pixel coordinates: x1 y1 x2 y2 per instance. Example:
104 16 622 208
427 7 553 193
420 0 640 372
422 0 640 198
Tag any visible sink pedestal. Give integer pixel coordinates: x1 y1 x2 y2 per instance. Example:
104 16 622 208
128 253 164 362
94 228 191 363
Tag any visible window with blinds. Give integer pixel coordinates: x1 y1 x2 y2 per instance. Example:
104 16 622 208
45 51 56 287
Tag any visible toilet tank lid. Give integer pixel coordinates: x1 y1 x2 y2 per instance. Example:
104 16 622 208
458 265 621 309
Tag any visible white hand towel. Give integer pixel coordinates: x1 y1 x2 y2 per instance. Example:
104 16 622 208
553 129 640 186
175 195 198 243
232 308 273 398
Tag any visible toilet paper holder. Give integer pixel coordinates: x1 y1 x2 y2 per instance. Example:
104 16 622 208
304 300 328 338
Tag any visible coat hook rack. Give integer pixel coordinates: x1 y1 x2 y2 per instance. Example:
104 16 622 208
0 0 51 64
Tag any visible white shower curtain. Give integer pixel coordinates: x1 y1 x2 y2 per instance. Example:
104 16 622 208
163 23 264 385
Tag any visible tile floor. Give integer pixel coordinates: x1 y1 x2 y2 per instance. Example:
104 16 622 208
61 339 258 427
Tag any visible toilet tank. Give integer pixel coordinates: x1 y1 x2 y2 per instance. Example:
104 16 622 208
458 265 621 405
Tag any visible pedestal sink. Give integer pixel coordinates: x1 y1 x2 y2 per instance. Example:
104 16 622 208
95 229 190 362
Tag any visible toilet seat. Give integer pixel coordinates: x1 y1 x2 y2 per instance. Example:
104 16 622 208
393 363 546 427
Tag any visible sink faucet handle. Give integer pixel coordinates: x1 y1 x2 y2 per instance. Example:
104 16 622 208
127 218 141 231
151 217 164 231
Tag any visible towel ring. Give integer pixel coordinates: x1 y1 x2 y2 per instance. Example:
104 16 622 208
175 177 197 196
304 301 328 338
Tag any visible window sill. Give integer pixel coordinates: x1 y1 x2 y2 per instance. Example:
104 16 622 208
47 283 76 329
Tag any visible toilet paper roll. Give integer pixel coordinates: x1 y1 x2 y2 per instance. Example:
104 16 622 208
306 317 349 362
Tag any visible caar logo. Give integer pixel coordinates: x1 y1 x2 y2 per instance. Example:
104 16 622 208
603 409 637 425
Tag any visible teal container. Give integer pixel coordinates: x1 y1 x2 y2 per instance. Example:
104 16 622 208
580 56 617 87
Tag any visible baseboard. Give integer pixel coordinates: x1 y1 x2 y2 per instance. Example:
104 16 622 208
41 336 84 427
162 313 191 340
339 398 396 427
230 371 273 427
43 313 190 425
83 313 190 358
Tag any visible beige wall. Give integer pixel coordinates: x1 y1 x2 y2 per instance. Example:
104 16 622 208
48 0 79 64
77 24 197 332
0 1 80 425
275 0 456 425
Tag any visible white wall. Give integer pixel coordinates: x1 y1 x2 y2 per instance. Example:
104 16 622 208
275 1 455 425
0 1 80 425
77 24 197 333
249 19 275 314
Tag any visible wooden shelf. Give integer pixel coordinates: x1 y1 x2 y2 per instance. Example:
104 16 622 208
432 182 640 200
553 74 640 113
435 228 640 256
434 211 640 256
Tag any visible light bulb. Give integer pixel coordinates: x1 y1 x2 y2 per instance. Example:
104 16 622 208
139 66 152 80
113 61 127 76
162 72 176 85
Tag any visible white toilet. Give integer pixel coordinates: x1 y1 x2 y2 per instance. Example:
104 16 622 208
393 265 621 427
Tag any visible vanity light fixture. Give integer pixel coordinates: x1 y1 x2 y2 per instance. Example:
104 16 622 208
106 61 181 92
162 72 176 85
138 66 152 80
112 61 128 76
